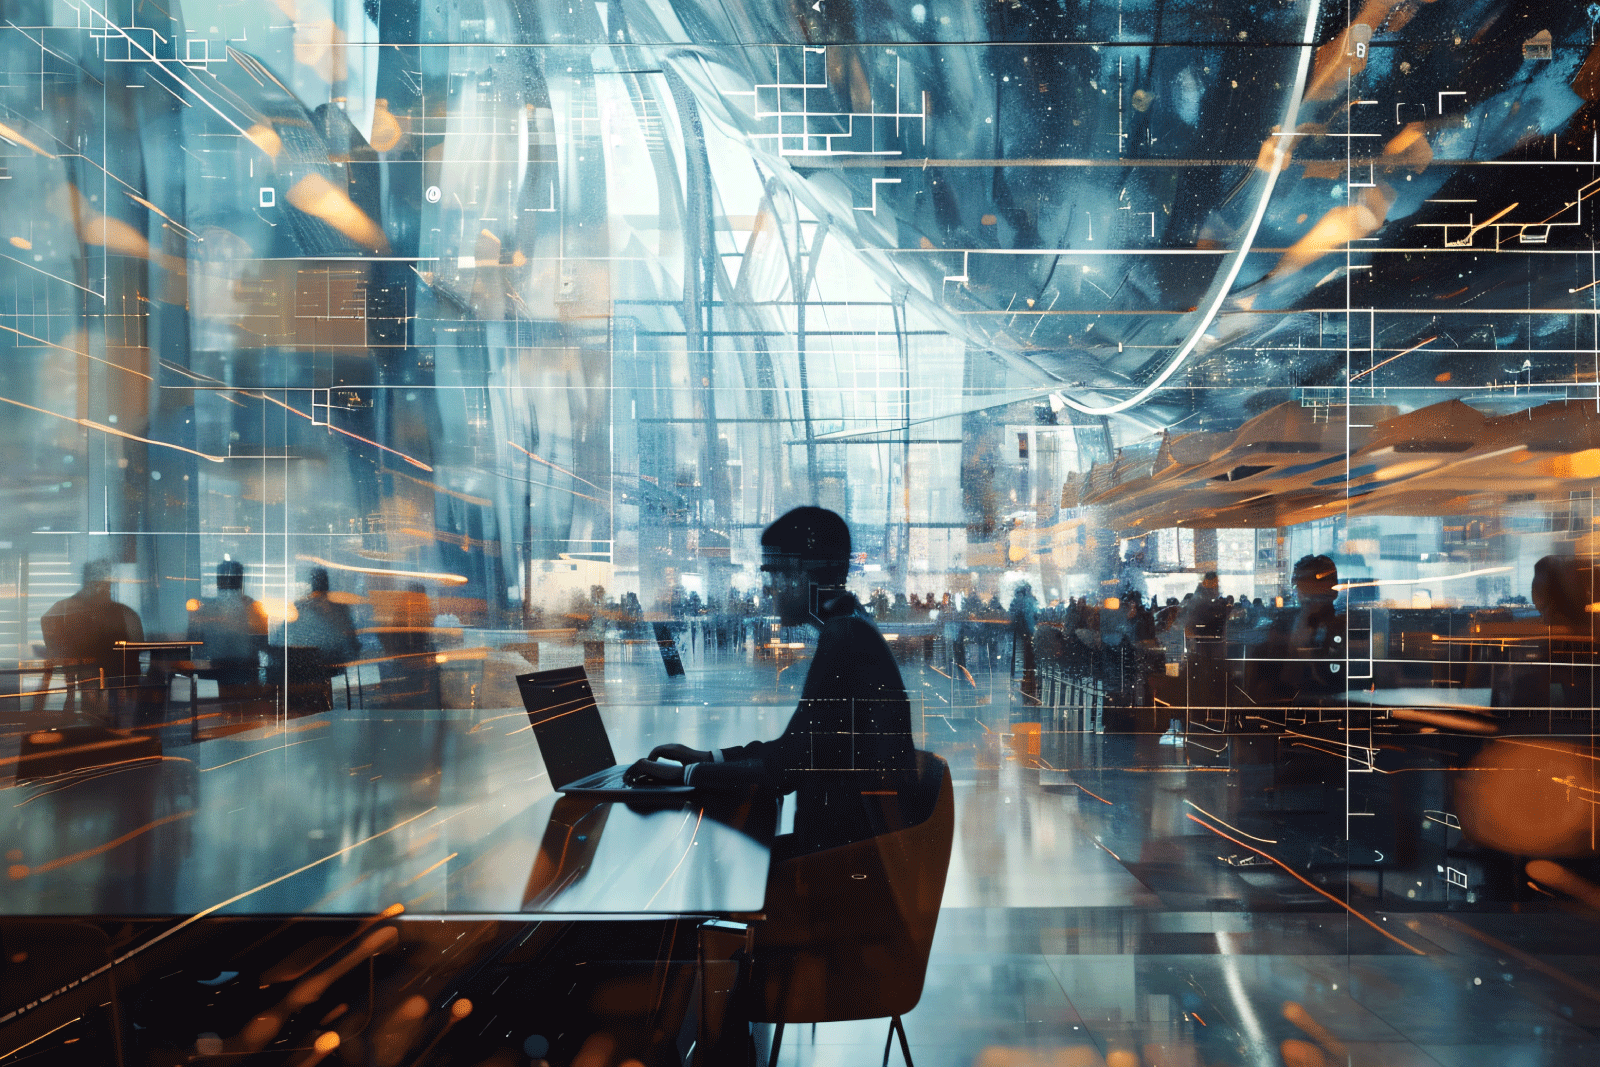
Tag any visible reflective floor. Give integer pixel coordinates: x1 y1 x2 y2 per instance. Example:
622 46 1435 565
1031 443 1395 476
3 646 1598 1065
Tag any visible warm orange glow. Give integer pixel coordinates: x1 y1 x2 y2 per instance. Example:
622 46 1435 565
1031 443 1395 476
1382 122 1433 172
8 236 30 250
186 598 202 612
1457 740 1598 856
1372 458 1441 481
256 598 299 624
1389 708 1498 735
293 18 349 82
243 124 282 159
370 99 403 152
1554 448 1600 479
314 1031 340 1053
286 173 391 253
0 120 56 158
1271 189 1391 280
449 997 473 1020
1527 860 1600 911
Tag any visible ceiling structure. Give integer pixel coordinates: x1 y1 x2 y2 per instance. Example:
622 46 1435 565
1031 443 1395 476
630 0 1600 440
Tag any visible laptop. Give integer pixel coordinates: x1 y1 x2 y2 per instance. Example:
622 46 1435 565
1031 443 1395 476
516 665 695 799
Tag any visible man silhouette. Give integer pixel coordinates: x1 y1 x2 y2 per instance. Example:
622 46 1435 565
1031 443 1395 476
627 506 914 853
41 559 144 712
188 560 269 701
285 567 362 667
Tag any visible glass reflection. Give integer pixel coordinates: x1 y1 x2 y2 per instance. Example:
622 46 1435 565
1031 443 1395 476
4 0 1600 1064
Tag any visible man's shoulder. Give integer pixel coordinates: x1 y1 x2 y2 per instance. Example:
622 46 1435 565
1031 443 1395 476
815 613 901 671
819 610 884 640
42 594 80 619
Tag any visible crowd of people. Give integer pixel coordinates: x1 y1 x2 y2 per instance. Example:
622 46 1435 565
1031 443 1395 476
34 559 451 720
33 543 1600 726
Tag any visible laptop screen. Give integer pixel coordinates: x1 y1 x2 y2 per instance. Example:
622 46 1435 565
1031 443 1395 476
517 666 617 789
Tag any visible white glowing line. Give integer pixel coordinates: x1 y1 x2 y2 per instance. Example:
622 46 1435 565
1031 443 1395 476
1218 931 1275 1067
1056 0 1323 417
0 808 435 1028
296 555 469 586
1335 566 1512 591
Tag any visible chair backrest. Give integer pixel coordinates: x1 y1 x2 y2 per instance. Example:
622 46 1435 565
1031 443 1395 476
747 750 954 1024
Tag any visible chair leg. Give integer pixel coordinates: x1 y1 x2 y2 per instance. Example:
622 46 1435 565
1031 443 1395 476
892 1016 914 1067
881 1018 895 1067
767 1021 784 1067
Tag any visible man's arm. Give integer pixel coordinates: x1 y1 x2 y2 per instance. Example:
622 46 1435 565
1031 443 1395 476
684 618 870 788
630 618 859 789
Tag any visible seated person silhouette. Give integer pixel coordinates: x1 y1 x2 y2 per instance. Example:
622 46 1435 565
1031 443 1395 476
1519 555 1598 711
626 506 916 856
1284 554 1345 697
275 567 362 710
187 560 269 701
1179 571 1230 723
287 567 361 664
41 559 144 712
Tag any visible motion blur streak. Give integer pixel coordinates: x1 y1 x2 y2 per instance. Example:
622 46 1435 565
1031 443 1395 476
1186 814 1425 955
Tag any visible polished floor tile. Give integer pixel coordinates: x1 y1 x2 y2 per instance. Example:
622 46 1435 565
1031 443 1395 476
5 648 1599 1066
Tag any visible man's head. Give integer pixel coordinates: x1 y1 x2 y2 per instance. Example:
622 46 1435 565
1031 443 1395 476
1532 555 1589 629
81 559 113 595
1292 555 1338 603
760 506 850 626
217 559 245 592
308 567 331 594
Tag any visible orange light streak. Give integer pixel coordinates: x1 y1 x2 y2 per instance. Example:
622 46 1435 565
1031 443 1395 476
1183 799 1277 843
0 321 152 380
296 555 468 585
1072 782 1113 805
242 391 433 470
0 394 225 462
401 852 458 887
506 439 605 492
1185 813 1425 955
1350 336 1436 382
0 811 436 1031
199 732 328 772
12 810 194 878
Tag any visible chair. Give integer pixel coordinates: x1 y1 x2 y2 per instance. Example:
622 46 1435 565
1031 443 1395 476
746 750 954 1067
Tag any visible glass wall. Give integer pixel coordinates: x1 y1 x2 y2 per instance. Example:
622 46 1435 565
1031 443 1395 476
4 0 1600 1064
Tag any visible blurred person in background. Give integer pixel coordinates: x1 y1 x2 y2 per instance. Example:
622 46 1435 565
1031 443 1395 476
187 560 269 704
275 567 362 712
41 559 144 717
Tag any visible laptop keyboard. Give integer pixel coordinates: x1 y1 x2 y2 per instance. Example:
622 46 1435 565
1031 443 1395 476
573 767 679 790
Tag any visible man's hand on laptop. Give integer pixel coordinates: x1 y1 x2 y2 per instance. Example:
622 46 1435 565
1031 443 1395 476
647 743 711 764
624 758 686 785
